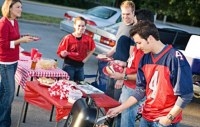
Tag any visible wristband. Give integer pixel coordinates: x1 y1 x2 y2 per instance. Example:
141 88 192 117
167 114 175 121
123 74 128 80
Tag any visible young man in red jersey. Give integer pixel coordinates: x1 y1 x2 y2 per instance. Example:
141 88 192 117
107 21 193 127
57 16 95 82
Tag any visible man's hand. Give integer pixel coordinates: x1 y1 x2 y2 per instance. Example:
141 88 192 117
20 35 35 43
115 80 124 89
153 116 172 126
60 50 68 57
96 124 108 127
106 106 122 118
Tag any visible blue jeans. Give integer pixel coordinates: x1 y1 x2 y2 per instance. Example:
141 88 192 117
0 62 18 127
114 85 140 127
140 117 179 127
97 60 109 92
105 78 121 101
62 63 84 82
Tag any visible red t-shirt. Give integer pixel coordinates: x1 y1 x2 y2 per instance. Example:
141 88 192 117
124 46 144 89
0 17 20 62
57 34 95 62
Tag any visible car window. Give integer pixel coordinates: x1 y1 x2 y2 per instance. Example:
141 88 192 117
158 28 191 50
116 15 122 23
84 7 117 19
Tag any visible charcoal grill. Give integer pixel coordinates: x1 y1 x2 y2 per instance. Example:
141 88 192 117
64 96 99 127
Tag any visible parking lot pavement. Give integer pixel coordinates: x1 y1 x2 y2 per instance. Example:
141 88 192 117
12 88 66 127
181 98 200 127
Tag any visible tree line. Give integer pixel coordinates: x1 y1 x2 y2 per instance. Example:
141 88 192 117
29 0 200 27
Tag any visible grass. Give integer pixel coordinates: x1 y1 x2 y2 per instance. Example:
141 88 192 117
21 12 63 24
0 11 63 24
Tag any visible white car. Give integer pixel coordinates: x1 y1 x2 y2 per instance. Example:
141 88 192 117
60 6 121 33
85 21 192 54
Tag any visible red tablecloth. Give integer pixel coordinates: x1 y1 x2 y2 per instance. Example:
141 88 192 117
15 60 69 88
24 81 120 122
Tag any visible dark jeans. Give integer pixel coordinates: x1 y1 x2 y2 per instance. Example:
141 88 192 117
97 60 109 92
0 62 18 127
62 63 84 82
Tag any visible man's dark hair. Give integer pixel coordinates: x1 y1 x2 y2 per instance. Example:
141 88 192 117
135 9 154 22
130 20 160 40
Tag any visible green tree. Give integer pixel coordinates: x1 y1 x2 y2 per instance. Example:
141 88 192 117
139 0 200 26
168 0 200 26
113 0 123 7
29 0 200 26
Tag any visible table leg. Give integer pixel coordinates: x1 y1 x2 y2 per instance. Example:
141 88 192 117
17 100 26 127
49 105 54 121
21 77 32 122
23 102 29 123
16 85 20 96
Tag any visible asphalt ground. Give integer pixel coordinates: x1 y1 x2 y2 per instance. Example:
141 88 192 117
5 0 200 127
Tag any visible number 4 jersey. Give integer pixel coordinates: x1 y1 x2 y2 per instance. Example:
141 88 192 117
137 45 193 123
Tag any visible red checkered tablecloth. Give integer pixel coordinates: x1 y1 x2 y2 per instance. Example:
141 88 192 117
15 60 69 88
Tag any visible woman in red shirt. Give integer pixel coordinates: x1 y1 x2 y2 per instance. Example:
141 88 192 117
57 16 95 82
0 0 34 126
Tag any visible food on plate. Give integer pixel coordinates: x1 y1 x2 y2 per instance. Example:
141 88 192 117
37 59 57 70
38 77 55 86
21 34 40 41
105 63 124 75
31 36 40 41
105 65 115 74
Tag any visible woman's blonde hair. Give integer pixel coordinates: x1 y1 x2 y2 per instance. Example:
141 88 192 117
120 0 135 12
1 0 21 18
